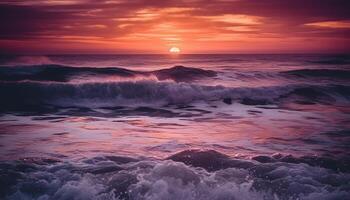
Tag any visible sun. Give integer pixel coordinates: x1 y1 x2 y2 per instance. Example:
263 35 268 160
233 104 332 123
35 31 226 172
169 47 180 54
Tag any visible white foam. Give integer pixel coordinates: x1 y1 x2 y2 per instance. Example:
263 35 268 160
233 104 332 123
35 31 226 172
2 155 349 200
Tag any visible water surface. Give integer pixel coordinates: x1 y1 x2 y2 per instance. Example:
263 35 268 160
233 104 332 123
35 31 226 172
0 54 349 199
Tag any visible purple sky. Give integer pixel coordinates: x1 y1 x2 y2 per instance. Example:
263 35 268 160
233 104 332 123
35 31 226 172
1 0 350 54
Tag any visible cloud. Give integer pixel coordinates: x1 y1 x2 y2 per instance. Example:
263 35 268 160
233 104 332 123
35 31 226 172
305 20 350 29
0 0 349 53
200 14 262 25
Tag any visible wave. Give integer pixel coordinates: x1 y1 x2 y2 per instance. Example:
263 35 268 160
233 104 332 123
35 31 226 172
0 65 217 83
308 56 350 65
0 81 291 110
1 80 349 113
1 64 349 113
0 55 54 66
279 85 350 105
1 150 349 200
0 64 140 82
154 65 217 82
282 69 350 80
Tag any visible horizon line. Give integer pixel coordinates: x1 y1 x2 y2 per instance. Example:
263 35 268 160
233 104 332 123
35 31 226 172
1 52 350 56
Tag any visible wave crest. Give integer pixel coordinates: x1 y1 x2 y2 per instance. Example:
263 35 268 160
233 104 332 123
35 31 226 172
0 65 217 83
0 81 292 110
1 80 349 113
1 150 350 200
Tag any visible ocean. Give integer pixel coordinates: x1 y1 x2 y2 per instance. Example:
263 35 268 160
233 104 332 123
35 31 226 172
0 54 349 199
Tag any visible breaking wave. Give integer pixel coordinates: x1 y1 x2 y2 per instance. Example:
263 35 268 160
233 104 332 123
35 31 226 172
1 64 350 113
1 80 350 113
1 150 349 200
0 81 281 109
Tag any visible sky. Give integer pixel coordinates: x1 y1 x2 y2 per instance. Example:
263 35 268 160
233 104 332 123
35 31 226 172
0 0 350 54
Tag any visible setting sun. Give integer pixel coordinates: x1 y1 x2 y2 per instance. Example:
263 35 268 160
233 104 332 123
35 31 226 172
169 47 180 53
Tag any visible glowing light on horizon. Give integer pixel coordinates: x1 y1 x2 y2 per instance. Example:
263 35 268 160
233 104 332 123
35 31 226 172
169 47 181 53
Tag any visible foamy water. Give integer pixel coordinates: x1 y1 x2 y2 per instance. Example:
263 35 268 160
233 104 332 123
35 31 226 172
0 54 349 199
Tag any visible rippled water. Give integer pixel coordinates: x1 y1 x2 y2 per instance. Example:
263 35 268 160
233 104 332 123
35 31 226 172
0 54 349 199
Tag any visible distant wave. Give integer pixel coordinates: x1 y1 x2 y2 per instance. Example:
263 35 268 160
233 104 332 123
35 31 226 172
0 55 54 66
0 65 217 83
308 57 350 65
282 69 350 79
153 65 217 82
1 150 349 200
0 64 141 82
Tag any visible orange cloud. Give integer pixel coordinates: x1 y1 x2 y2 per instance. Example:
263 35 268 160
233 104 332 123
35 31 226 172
200 14 262 25
305 20 350 29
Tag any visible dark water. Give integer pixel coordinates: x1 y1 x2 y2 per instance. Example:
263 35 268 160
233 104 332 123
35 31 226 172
0 54 349 199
